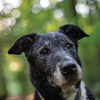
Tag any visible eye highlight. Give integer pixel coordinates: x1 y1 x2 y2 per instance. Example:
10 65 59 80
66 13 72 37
66 43 72 49
40 48 49 55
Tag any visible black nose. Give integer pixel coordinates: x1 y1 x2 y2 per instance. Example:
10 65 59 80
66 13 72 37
60 60 77 75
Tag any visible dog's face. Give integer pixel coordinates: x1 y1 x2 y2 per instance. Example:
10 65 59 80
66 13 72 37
8 24 89 88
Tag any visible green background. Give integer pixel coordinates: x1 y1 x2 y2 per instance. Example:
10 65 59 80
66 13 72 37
0 0 100 99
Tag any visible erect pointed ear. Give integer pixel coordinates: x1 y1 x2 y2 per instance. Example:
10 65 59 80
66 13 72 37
8 33 37 55
58 24 89 41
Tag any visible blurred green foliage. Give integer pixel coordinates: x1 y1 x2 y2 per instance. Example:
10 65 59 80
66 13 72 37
0 0 100 99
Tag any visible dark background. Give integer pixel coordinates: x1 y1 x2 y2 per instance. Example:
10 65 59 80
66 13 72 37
0 0 100 100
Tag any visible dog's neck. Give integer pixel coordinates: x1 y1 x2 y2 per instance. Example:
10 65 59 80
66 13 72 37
37 86 79 100
36 81 87 100
36 82 82 100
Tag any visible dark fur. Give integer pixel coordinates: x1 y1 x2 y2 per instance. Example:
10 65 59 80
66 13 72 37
8 24 95 100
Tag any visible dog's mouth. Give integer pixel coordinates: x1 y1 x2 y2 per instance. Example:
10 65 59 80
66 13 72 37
56 77 79 88
52 73 82 88
62 75 81 86
53 70 82 87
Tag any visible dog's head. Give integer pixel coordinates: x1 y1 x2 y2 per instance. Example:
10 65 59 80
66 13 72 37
8 24 89 88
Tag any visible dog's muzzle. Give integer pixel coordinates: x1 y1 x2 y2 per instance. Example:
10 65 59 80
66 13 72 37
53 58 82 87
59 59 81 86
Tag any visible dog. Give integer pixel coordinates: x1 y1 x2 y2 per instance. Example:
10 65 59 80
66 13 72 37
8 24 95 100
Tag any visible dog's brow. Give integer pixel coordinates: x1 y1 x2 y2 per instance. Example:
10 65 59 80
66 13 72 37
59 37 66 42
45 41 50 46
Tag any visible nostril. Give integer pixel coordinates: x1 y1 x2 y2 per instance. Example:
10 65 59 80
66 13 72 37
72 65 77 71
61 66 68 74
60 61 69 74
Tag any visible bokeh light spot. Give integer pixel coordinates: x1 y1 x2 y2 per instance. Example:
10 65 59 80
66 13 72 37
0 1 4 12
10 17 16 26
5 0 22 8
9 62 19 71
3 18 11 26
91 10 99 18
54 9 64 19
3 4 12 14
57 0 63 2
12 9 21 18
40 0 50 8
32 6 41 14
19 19 27 28
75 3 89 17
4 27 11 35
50 0 57 4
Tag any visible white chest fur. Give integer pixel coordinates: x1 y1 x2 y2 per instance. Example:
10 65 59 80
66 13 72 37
61 85 78 100
61 81 87 100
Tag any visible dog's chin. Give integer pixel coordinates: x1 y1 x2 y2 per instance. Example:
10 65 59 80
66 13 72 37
65 78 81 86
57 77 82 88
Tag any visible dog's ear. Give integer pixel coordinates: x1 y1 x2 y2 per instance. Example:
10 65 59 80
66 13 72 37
59 24 89 40
8 33 37 55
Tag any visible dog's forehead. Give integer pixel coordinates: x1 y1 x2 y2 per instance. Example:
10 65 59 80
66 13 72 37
39 31 71 43
33 31 74 49
41 31 60 38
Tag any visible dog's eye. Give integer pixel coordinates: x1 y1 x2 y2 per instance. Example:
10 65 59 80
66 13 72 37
40 48 48 55
66 43 72 49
